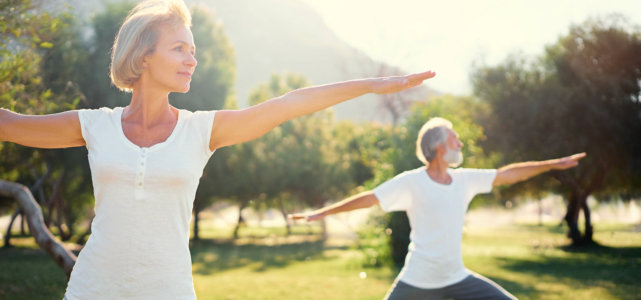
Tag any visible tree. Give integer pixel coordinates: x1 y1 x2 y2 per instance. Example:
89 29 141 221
38 9 95 244
79 1 134 109
224 73 355 237
0 0 89 274
472 16 641 246
173 6 236 241
1 0 91 246
0 180 76 277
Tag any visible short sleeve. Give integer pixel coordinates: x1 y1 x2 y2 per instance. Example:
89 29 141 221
77 108 110 150
373 171 413 212
192 110 217 157
462 169 497 195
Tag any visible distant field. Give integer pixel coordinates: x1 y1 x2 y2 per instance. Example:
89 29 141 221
0 222 639 300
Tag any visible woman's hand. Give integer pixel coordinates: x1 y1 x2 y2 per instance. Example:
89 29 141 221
371 70 436 94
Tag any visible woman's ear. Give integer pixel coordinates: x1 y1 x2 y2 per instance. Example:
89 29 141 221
141 55 149 69
141 50 154 69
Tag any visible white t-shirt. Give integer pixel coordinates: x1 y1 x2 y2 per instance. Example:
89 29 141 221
373 167 497 289
64 107 216 300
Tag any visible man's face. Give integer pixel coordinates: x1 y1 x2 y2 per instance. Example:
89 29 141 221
443 129 463 167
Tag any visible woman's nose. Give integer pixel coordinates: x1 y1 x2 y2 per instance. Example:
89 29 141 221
186 54 197 67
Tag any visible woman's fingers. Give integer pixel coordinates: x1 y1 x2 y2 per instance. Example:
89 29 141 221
374 70 436 94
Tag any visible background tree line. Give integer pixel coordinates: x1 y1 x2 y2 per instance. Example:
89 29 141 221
1 1 640 273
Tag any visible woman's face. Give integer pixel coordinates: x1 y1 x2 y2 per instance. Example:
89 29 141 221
142 23 197 93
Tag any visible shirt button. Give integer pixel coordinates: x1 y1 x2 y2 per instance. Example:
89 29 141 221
138 182 143 186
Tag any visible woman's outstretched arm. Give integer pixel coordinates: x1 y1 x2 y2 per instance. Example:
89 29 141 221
0 109 84 149
208 71 436 150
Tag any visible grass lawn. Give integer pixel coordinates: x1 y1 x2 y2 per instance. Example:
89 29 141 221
0 222 639 300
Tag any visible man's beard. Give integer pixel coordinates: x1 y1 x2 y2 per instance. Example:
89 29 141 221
443 147 463 167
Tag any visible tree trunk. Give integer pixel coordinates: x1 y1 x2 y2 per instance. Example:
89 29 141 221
320 219 328 240
537 198 543 226
232 202 247 239
564 192 583 245
192 198 201 241
581 196 594 243
0 180 76 277
3 208 22 247
20 212 27 235
30 164 52 226
564 191 595 246
51 175 72 241
554 166 604 247
277 199 291 236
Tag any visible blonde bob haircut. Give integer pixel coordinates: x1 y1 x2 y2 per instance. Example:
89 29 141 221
110 0 192 92
415 117 453 164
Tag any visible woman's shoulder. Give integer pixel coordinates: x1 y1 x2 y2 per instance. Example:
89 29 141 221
181 109 215 117
77 107 120 127
180 109 216 126
78 106 118 116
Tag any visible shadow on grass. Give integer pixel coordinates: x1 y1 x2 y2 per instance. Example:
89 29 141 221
485 275 538 298
0 246 67 300
497 243 641 298
190 237 342 275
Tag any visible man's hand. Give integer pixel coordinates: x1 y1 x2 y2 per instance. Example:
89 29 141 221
287 212 324 222
551 152 587 170
494 152 587 186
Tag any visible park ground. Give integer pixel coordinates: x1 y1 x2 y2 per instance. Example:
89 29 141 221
0 198 639 300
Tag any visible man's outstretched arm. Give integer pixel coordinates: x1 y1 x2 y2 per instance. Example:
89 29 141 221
493 153 586 186
288 191 379 222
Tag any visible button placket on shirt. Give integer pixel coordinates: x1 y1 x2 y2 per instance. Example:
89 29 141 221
135 148 148 198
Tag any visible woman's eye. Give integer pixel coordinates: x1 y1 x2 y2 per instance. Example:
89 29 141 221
174 46 183 51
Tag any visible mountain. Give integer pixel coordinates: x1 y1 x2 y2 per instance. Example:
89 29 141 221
59 0 437 122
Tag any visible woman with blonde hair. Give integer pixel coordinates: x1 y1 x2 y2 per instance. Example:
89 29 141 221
0 0 434 298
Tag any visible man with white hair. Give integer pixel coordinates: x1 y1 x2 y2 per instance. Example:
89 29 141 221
290 117 585 300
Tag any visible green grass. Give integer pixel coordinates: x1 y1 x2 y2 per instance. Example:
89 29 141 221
0 237 68 300
0 223 639 300
461 223 641 300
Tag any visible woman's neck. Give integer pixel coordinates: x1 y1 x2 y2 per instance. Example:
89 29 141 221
125 84 175 127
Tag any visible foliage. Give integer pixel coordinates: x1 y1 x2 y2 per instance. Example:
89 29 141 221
353 209 393 268
472 16 641 245
80 1 134 109
224 73 357 236
171 6 235 111
174 6 237 240
0 0 68 183
0 0 92 240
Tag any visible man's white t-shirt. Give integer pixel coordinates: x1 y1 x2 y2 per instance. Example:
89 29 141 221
373 167 497 289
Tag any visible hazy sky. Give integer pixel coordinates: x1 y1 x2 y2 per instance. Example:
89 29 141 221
302 0 641 95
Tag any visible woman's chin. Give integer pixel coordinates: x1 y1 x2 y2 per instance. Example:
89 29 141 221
174 85 191 94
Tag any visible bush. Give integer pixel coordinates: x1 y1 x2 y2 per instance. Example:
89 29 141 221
353 210 393 268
